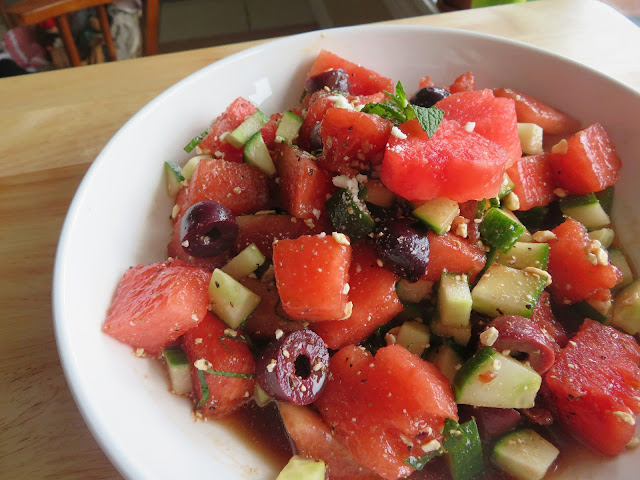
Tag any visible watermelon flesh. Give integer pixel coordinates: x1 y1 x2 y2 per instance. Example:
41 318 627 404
103 260 211 355
506 153 556 210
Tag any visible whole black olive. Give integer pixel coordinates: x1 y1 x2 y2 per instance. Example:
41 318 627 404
306 68 350 94
180 200 238 257
410 86 451 108
373 218 430 282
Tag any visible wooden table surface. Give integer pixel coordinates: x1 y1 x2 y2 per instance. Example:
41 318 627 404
1 0 639 478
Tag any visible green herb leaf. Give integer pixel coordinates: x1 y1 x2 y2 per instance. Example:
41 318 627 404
205 368 254 380
184 128 210 153
404 448 444 470
384 81 408 110
408 105 444 138
360 102 406 124
196 370 209 408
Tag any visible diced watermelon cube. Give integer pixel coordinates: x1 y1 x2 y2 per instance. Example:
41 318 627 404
274 143 334 220
448 71 475 94
544 319 640 456
308 50 393 96
506 153 556 210
424 232 486 282
381 118 509 202
550 123 622 195
273 234 351 322
312 243 404 350
103 260 210 355
436 88 522 167
182 313 255 417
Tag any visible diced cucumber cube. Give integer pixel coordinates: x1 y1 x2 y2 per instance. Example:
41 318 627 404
515 206 549 232
226 109 269 149
595 185 615 214
502 209 533 242
479 208 526 252
162 347 193 395
277 456 325 480
492 429 559 480
471 264 547 318
438 273 472 329
361 180 395 208
431 318 472 346
444 418 484 480
275 110 303 143
396 278 434 303
221 243 266 280
559 193 610 230
326 188 375 241
499 173 516 199
164 161 185 197
208 269 262 328
609 248 634 290
427 344 463 384
453 348 541 409
413 197 460 235
396 321 430 356
495 242 549 270
611 280 640 334
573 299 609 324
243 131 276 176
588 227 614 248
517 123 544 155
181 154 211 181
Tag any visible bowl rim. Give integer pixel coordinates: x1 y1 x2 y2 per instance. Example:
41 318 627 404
51 22 640 479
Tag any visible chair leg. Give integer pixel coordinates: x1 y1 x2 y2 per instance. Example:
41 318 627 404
56 14 81 67
143 0 159 56
97 5 117 62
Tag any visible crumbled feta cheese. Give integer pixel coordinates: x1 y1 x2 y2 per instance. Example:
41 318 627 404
551 139 569 155
455 221 468 239
532 230 557 243
341 301 353 320
171 204 180 219
463 121 476 132
195 338 203 344
390 126 407 139
421 439 441 453
266 359 277 373
504 192 520 211
181 240 189 247
232 186 242 195
613 411 636 426
480 326 500 347
134 348 145 357
194 358 211 371
326 95 354 110
304 218 315 229
275 329 284 340
343 283 350 294
224 328 238 337
492 359 502 371
312 208 321 220
332 231 351 246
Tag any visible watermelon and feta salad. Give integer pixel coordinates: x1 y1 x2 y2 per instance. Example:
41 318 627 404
102 50 640 480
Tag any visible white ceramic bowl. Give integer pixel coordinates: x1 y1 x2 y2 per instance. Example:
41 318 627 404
53 25 640 480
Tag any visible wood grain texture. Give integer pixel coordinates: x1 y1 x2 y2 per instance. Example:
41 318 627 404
0 1 638 478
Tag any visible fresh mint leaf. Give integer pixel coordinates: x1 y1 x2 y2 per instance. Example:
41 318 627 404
184 128 210 153
196 370 209 408
360 102 406 124
384 81 408 110
409 105 444 138
404 448 444 470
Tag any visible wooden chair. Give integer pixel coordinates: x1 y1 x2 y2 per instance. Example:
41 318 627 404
3 0 158 67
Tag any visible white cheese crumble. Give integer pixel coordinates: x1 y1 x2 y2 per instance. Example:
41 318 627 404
326 95 354 110
332 231 351 246
551 139 569 155
275 329 284 340
421 439 441 453
340 301 353 320
480 326 500 347
390 126 407 139
195 338 203 344
613 411 636 426
532 230 557 243
134 348 145 357
332 174 360 198
194 358 211 371
171 204 180 219
266 359 277 373
463 121 476 132
503 192 520 211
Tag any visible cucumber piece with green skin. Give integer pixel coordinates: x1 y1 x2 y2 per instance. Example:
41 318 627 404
495 242 549 270
588 227 614 248
479 207 526 252
475 199 489 218
164 161 185 197
492 429 559 480
498 173 516 199
181 154 211 181
572 299 609 324
362 180 395 208
443 418 484 480
609 248 634 290
595 185 615 214
243 131 276 176
453 347 542 408
502 209 533 242
326 188 375 241
221 243 266 280
413 197 460 235
438 272 472 329
396 321 431 356
559 193 610 230
226 109 269 148
162 347 193 395
396 278 434 303
275 110 303 143
427 344 464 384
610 280 640 334
208 269 262 329
471 264 547 318
277 456 325 480
515 206 548 231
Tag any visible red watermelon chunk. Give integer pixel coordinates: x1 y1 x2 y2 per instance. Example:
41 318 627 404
506 153 556 210
198 97 257 163
103 260 210 355
319 107 393 173
273 234 351 322
274 143 334 220
547 218 622 303
315 345 458 480
544 319 640 456
448 71 475 94
424 232 486 282
436 88 522 167
494 87 581 136
308 50 393 96
299 91 338 151
179 158 270 216
312 243 404 350
278 403 383 480
381 118 509 202
550 123 622 195
182 313 255 417
235 214 327 258
530 291 569 352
